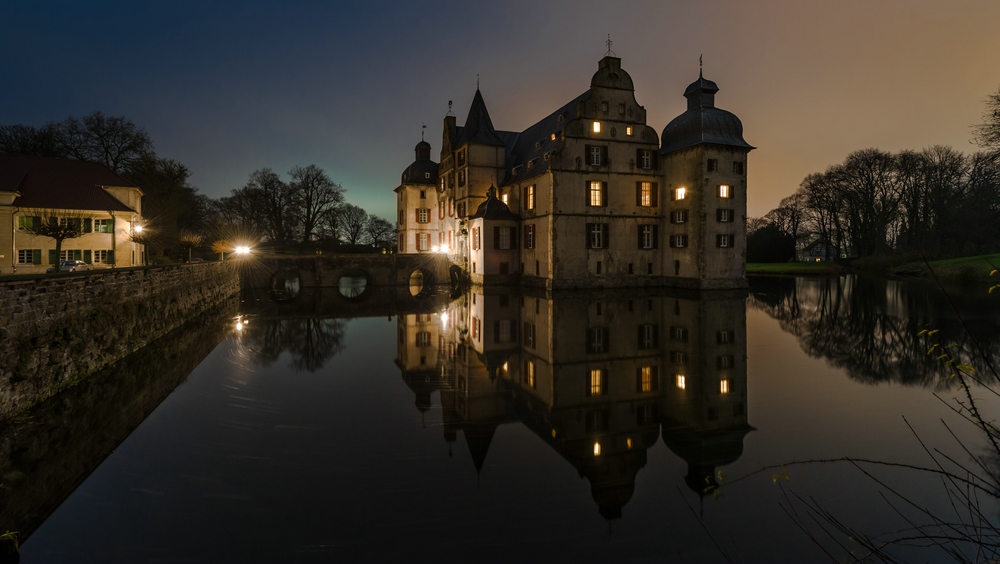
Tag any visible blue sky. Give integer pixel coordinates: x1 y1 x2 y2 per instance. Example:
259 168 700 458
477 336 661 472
3 1 1000 220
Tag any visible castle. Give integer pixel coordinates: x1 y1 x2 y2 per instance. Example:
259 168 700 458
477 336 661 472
395 55 753 290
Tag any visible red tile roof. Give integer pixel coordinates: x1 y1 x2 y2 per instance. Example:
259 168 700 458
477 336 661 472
0 154 139 212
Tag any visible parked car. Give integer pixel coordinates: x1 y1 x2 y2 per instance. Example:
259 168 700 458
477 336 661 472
46 260 90 273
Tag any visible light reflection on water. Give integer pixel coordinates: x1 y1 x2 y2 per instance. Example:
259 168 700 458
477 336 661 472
16 278 1000 563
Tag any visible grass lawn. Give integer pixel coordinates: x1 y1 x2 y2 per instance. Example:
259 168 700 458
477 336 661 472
889 253 1000 285
746 262 844 275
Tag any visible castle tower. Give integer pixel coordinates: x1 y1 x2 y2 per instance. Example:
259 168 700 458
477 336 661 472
395 139 439 253
660 72 754 289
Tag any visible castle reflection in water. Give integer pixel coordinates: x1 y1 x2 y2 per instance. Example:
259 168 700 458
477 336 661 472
396 288 752 519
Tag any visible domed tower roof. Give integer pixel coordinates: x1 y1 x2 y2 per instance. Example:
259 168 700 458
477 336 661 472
660 72 754 155
471 186 517 220
400 139 438 186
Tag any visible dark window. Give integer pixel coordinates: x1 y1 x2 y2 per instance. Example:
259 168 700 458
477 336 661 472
586 327 609 354
638 324 659 349
707 159 718 172
638 225 658 249
733 161 744 174
586 223 609 249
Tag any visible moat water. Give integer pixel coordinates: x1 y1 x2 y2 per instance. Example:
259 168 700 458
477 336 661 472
12 275 1000 563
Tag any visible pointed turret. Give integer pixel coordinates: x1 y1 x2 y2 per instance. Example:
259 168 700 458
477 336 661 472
456 89 506 147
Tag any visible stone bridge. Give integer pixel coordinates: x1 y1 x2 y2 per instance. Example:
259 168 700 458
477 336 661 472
239 253 453 290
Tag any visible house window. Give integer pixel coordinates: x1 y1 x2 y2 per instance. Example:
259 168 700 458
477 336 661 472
439 203 445 220
720 379 731 394
707 159 718 172
638 225 657 249
626 125 633 136
717 330 735 344
418 233 430 251
416 331 431 347
526 360 536 388
472 227 481 250
601 101 609 113
638 366 659 393
91 218 111 233
671 210 688 224
586 327 608 354
17 249 37 264
524 322 536 348
524 224 535 249
16 216 38 231
676 374 686 390
417 209 429 223
398 210 404 225
673 187 687 200
588 181 606 206
733 161 745 174
717 234 732 248
457 202 466 217
717 209 733 223
586 223 608 249
590 146 602 165
670 351 688 365
670 326 688 342
588 369 605 396
638 323 658 349
496 319 512 343
670 234 688 248
639 150 652 170
420 189 426 199
501 192 509 205
58 217 82 230
717 355 734 369
618 102 626 115
592 121 601 133
497 227 512 249
637 181 657 207
458 170 466 187
457 149 466 166
718 184 731 198
448 198 454 216
524 185 535 210
93 250 111 264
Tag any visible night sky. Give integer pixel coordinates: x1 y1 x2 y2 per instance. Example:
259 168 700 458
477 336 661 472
3 1 999 220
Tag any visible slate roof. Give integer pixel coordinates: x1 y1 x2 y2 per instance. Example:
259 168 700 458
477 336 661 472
470 189 517 220
455 89 507 147
502 91 590 185
660 73 754 155
0 154 139 212
400 140 439 186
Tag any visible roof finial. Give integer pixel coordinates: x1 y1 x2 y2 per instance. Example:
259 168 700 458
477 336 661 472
699 54 703 78
605 34 615 57
421 123 426 141
447 100 454 117
477 74 480 90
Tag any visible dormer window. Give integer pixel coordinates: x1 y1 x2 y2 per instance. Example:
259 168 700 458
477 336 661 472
535 141 541 149
543 153 549 162
551 133 557 141
424 172 430 179
619 103 626 115
593 121 601 133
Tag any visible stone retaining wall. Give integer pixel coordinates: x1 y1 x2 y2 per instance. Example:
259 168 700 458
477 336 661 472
0 262 240 419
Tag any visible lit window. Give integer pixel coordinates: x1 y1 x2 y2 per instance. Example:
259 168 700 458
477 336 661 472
501 192 509 205
626 125 633 136
640 366 658 392
676 374 686 390
526 360 536 387
417 209 429 223
588 181 604 206
525 185 535 210
639 181 653 206
589 369 604 395
718 185 731 198
551 133 556 141
720 379 730 394
417 233 430 251
674 187 687 200
626 437 633 449
593 442 602 456
593 121 601 133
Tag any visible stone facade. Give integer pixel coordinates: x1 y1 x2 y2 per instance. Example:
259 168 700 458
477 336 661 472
395 56 753 289
0 262 240 419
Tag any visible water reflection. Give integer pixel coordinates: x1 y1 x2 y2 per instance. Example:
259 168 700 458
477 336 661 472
237 317 346 372
338 273 367 298
396 288 751 518
748 275 1000 386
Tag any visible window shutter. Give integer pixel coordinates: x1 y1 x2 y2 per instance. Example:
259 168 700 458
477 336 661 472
585 223 593 249
585 371 592 396
84 250 92 263
716 209 723 222
637 325 644 347
602 328 610 352
511 323 518 342
584 180 590 206
652 366 660 390
603 224 610 247
601 182 608 206
108 250 114 265
510 227 517 249
32 249 41 265
48 250 57 264
652 324 659 345
652 183 659 207
585 145 593 164
635 181 641 206
652 152 659 170
415 209 419 222
636 149 643 168
653 225 659 249
84 218 92 233
494 320 500 343
601 146 609 166
637 225 643 249
636 368 643 393
601 371 608 393
493 226 500 249
73 249 82 260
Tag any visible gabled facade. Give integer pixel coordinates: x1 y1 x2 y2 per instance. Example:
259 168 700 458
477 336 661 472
395 55 754 289
0 155 145 274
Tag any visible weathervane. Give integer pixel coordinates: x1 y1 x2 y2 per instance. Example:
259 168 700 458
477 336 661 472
700 54 703 77
421 123 426 141
477 74 480 89
447 100 454 116
605 34 615 57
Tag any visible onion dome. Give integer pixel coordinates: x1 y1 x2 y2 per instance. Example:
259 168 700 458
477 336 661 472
400 140 438 185
660 72 754 155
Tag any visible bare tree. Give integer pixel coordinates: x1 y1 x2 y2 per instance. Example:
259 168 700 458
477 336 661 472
243 168 298 245
56 112 154 173
19 210 88 269
178 230 204 262
0 123 63 157
289 165 344 243
364 216 394 247
338 204 368 246
973 86 1000 152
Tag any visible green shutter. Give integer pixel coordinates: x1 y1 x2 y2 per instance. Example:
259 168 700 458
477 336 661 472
73 249 82 260
33 249 41 265
84 218 92 233
49 250 57 264
84 250 92 263
107 250 115 265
